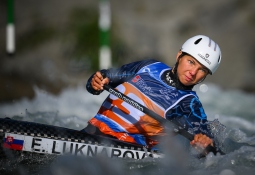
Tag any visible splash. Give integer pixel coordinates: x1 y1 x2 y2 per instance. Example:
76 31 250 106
208 119 227 150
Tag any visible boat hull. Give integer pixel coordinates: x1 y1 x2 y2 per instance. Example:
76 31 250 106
0 118 163 159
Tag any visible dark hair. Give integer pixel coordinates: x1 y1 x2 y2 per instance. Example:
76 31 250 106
172 52 187 74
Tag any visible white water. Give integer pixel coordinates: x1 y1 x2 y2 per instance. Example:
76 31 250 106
194 84 255 132
0 83 255 175
0 85 108 129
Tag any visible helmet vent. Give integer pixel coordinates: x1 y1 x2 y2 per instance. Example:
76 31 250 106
194 38 202 45
218 56 221 63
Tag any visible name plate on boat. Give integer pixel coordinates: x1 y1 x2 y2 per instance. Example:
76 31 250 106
3 133 163 159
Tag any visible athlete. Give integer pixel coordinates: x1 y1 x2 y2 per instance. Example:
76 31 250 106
83 35 222 153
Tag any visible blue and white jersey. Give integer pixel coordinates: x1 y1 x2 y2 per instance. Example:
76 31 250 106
86 59 211 146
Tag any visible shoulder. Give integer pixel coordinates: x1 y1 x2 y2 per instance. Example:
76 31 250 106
118 59 164 74
134 59 170 74
127 59 161 68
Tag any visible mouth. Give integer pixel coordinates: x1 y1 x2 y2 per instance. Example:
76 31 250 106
185 75 193 82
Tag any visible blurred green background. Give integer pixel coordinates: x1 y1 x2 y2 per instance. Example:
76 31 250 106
0 0 255 103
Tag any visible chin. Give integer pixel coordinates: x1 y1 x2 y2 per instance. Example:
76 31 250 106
182 81 194 86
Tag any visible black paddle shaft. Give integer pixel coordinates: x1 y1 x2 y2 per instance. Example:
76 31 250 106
102 84 224 156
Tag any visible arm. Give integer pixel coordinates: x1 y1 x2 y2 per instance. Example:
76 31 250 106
166 96 214 149
86 59 159 95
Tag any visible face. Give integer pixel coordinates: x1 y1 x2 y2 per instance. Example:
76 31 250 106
175 51 209 86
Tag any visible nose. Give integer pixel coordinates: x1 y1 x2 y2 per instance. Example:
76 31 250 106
189 67 198 76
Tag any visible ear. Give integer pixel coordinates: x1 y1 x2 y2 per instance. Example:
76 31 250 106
176 51 183 61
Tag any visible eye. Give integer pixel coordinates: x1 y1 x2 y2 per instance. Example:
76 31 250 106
188 60 194 64
200 68 208 74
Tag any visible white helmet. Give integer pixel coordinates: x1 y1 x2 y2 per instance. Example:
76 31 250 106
181 35 222 74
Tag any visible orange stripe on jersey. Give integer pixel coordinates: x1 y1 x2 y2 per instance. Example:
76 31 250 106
120 82 165 135
89 118 137 143
98 104 144 134
122 82 165 118
139 116 164 136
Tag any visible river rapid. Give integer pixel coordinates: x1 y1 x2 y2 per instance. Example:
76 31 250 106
0 83 255 175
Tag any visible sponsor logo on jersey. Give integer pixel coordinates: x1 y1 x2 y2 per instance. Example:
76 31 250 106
132 75 141 83
131 75 152 95
159 88 178 100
